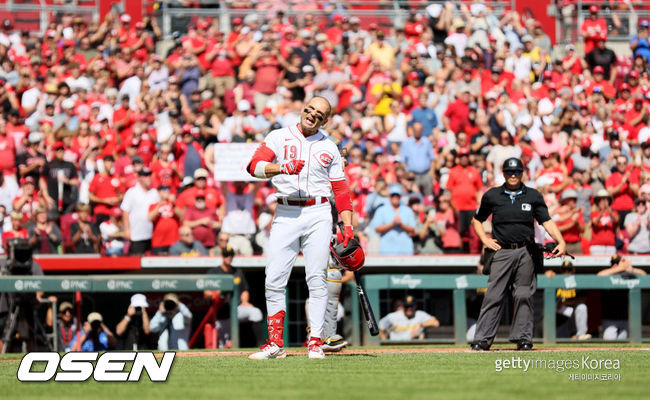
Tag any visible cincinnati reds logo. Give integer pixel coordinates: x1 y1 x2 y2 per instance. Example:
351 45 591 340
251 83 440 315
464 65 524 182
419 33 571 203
315 151 333 167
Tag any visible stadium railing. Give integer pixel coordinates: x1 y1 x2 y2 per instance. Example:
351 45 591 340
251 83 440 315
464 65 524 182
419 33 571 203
362 273 650 346
0 0 98 34
555 0 650 44
0 274 239 348
7 255 649 348
152 0 512 39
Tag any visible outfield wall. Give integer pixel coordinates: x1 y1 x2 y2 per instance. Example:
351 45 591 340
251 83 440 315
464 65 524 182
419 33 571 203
2 272 648 348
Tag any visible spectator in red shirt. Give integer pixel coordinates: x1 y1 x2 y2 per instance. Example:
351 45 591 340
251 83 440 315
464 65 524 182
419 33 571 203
446 148 482 253
175 168 223 214
202 35 236 98
555 190 586 255
326 15 345 45
0 119 15 178
183 190 221 249
151 143 182 192
605 155 638 228
6 109 29 156
590 190 618 255
97 115 118 160
113 94 136 141
581 5 607 54
2 211 28 251
443 88 470 135
562 44 587 76
584 65 616 99
147 186 180 256
535 153 569 195
88 155 122 226
13 177 43 222
115 141 141 186
251 47 283 113
435 191 461 253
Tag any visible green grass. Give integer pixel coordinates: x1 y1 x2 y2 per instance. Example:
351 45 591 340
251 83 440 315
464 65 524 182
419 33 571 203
1 347 648 400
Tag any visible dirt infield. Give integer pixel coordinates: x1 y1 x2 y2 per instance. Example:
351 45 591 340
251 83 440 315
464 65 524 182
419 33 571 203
172 346 650 358
0 346 646 362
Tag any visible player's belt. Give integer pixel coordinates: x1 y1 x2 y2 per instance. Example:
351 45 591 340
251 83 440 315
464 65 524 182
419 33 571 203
498 241 531 249
278 197 328 207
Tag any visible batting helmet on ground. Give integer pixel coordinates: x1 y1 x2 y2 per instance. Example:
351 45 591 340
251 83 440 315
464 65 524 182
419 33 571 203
330 235 365 272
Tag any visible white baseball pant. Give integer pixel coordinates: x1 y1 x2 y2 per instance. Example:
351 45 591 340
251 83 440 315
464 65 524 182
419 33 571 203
305 265 343 339
265 202 332 339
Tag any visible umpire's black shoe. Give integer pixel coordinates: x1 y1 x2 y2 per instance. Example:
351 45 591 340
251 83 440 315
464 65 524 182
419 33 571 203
471 341 490 351
516 340 533 351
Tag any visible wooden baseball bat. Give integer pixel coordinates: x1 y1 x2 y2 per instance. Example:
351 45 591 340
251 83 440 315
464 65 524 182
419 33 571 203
354 270 379 336
336 221 378 336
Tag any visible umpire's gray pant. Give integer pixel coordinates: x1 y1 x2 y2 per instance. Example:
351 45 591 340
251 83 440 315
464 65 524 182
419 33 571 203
474 246 536 345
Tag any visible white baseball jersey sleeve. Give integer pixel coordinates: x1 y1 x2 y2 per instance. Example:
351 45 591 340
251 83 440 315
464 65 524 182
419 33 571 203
264 124 344 198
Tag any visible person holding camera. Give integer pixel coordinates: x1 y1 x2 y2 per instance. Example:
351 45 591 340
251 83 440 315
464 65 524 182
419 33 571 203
68 312 116 352
0 238 48 352
415 206 443 254
624 198 650 254
150 293 192 350
205 246 264 348
115 293 151 350
51 301 77 351
70 203 100 254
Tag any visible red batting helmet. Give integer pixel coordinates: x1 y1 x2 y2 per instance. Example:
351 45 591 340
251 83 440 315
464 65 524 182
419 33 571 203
330 236 365 272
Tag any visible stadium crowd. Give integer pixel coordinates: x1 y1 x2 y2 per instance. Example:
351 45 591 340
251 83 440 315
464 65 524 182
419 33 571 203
0 3 647 260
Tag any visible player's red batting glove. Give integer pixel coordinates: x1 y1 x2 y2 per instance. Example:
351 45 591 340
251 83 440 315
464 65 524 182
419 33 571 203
280 159 305 175
343 225 354 247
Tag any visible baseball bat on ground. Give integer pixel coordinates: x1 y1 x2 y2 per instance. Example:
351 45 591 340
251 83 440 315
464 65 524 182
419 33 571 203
354 271 379 336
335 221 378 336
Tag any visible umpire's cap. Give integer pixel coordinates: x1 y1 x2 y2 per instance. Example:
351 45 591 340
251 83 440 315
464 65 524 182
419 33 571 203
503 157 524 172
561 260 574 270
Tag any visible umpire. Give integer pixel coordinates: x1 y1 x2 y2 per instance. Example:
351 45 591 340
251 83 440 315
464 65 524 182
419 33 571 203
470 157 566 351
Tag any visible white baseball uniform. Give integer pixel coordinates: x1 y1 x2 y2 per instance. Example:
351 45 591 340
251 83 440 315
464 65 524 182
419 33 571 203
262 124 345 339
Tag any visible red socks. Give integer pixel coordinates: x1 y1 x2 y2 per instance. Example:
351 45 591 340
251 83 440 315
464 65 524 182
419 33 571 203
267 311 285 347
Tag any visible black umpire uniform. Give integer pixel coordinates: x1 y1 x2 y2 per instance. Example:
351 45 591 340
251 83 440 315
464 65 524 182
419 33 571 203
470 157 566 351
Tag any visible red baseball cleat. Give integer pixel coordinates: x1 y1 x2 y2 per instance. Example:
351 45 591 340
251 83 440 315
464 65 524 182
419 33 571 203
307 337 325 359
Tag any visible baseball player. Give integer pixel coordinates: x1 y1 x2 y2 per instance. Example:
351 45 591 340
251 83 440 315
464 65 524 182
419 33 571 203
305 205 353 352
322 259 353 351
246 97 355 359
305 257 351 352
